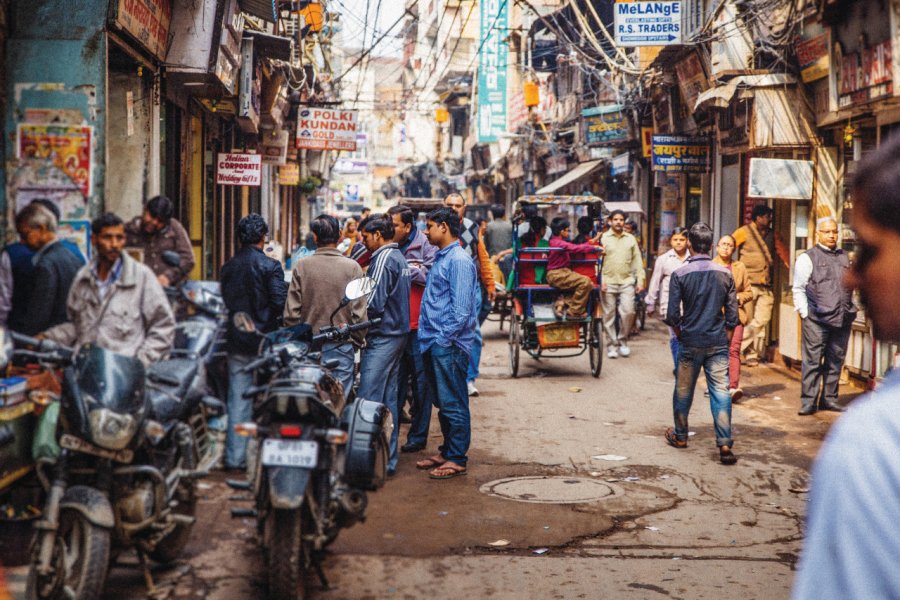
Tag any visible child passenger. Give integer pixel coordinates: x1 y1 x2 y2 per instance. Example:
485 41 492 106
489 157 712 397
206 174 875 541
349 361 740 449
546 217 603 319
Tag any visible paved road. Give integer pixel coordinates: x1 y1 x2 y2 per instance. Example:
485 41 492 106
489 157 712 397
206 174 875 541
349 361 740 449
8 318 859 599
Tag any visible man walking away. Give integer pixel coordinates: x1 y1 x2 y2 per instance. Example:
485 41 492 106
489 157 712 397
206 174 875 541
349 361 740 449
358 215 411 476
545 217 602 319
387 205 438 454
126 195 195 287
220 214 288 471
13 203 81 335
284 214 366 400
601 209 645 358
664 223 739 465
792 218 856 415
732 203 789 366
416 208 479 479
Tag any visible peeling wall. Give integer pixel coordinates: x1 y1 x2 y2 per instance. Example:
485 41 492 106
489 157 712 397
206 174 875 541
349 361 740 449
106 72 153 219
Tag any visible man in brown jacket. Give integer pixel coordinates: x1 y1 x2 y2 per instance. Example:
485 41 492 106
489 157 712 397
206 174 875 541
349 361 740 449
126 195 195 287
284 214 367 400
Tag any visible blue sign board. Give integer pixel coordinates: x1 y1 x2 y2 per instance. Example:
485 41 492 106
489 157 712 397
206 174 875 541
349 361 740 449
651 135 710 173
477 0 509 142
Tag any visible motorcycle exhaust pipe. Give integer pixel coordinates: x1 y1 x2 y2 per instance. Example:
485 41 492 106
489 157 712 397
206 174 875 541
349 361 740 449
338 489 367 516
173 421 197 470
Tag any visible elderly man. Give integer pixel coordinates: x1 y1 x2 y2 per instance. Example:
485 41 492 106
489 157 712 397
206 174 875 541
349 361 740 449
126 195 195 287
792 218 856 415
42 213 175 366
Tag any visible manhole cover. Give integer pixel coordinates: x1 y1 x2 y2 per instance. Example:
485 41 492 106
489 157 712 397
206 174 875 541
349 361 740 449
480 476 623 504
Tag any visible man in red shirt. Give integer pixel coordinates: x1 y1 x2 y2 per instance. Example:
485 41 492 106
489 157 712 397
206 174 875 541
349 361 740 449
546 217 603 319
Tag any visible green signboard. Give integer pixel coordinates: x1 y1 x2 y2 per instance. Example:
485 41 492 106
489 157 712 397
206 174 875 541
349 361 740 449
477 0 509 143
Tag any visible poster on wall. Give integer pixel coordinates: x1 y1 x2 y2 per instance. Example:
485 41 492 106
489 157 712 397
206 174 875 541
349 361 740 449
58 221 91 261
582 105 631 145
216 153 262 186
477 0 509 142
651 135 710 172
17 124 93 197
747 158 814 200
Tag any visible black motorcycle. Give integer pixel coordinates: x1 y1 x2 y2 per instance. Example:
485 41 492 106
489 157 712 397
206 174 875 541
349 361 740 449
231 277 391 600
14 333 223 600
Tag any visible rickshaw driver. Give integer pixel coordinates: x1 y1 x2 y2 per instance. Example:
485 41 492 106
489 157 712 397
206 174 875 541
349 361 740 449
546 217 603 319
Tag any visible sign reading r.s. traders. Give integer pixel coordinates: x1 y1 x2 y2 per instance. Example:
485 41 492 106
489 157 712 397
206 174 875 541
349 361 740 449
651 135 710 173
296 108 358 151
614 1 682 47
115 0 172 62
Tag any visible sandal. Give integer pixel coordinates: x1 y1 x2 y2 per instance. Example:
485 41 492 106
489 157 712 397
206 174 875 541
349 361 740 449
416 455 446 470
429 462 467 480
665 427 687 449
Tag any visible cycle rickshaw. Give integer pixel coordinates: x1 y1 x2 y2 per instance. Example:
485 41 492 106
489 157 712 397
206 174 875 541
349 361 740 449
507 195 605 378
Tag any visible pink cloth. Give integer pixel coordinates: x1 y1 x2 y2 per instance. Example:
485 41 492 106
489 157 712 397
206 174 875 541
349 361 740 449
729 324 744 389
547 236 600 272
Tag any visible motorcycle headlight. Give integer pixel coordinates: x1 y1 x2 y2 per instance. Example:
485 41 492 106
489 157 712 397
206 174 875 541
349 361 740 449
89 408 138 450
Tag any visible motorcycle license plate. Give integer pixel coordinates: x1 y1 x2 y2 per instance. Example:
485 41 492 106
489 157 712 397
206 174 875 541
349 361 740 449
261 439 318 468
59 434 134 464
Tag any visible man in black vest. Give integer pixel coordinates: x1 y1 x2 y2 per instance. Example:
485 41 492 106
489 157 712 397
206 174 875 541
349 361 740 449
792 217 857 415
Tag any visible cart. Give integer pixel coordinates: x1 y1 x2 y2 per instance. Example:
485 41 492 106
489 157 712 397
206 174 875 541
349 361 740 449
507 195 605 378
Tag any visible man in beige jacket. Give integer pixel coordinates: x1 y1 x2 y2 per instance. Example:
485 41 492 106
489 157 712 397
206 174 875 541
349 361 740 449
43 213 175 366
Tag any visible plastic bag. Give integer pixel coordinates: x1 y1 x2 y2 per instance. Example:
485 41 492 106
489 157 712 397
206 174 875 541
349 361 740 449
32 401 61 461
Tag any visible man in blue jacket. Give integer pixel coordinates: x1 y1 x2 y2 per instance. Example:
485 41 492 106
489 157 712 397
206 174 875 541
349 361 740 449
220 214 288 470
358 214 411 476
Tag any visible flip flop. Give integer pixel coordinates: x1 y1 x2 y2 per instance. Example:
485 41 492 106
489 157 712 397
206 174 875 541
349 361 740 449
416 455 446 470
429 463 467 480
665 427 687 449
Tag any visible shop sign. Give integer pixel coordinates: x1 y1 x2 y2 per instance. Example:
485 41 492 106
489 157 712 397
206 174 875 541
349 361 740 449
115 0 172 61
217 153 261 186
582 105 631 145
17 124 93 197
260 130 289 165
747 158 813 200
614 1 682 47
477 0 509 142
278 163 300 186
611 152 630 176
794 31 830 83
651 135 710 173
641 127 654 157
838 40 892 108
333 158 369 174
674 53 709 113
296 108 359 151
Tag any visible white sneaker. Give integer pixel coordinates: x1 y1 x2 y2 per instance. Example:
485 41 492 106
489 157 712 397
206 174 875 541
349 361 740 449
607 348 619 359
618 344 631 357
467 381 479 397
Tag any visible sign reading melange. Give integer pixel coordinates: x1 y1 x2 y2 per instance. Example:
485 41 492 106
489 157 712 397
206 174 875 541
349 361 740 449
614 1 682 47
651 135 710 173
296 108 358 151
217 153 262 186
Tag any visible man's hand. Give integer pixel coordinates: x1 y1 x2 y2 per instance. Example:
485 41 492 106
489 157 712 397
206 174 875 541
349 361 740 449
673 326 682 340
491 254 500 263
157 274 171 287
635 285 644 295
487 287 497 302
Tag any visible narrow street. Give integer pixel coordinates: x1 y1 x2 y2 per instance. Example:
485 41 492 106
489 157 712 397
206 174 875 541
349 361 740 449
7 318 854 599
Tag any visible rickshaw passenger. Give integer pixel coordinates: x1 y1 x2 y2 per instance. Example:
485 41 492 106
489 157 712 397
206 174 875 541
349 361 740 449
546 217 602 319
495 216 549 288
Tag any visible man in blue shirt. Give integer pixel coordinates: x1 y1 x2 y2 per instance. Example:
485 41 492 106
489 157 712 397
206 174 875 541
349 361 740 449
664 222 739 465
416 208 479 479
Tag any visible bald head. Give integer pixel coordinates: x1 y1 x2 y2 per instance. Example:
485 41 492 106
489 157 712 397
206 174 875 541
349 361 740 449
816 217 839 250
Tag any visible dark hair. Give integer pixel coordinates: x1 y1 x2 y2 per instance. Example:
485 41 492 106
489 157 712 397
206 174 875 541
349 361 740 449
91 212 124 236
362 215 394 240
609 209 626 220
237 213 268 245
426 207 461 237
146 195 174 222
670 226 689 238
490 204 506 219
550 217 570 236
625 218 638 229
688 222 714 255
30 198 61 222
387 205 415 226
576 216 593 235
310 214 340 245
751 203 773 220
474 216 486 228
529 216 547 233
852 136 900 232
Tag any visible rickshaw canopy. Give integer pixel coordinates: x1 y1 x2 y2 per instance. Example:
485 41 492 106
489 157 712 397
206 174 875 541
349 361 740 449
512 195 606 223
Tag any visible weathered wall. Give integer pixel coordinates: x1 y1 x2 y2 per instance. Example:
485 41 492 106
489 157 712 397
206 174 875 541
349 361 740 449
105 71 153 219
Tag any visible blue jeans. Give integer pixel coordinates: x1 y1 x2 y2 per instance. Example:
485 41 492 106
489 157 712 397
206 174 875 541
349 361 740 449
424 344 471 467
467 286 493 383
672 344 733 448
400 330 433 446
225 354 254 468
358 334 407 472
322 341 355 401
669 328 680 370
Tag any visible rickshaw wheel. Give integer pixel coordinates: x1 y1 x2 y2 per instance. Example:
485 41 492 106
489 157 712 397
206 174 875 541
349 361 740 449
508 316 520 378
589 318 603 378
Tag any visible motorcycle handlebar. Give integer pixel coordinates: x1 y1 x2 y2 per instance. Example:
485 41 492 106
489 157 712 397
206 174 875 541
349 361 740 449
10 332 73 355
239 355 272 374
312 318 380 343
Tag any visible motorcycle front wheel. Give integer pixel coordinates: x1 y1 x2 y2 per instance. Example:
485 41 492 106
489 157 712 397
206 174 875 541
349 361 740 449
26 509 110 600
265 508 307 600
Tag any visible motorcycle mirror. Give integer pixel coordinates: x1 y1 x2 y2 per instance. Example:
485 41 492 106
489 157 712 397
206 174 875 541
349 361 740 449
343 276 375 302
161 250 182 268
233 312 256 333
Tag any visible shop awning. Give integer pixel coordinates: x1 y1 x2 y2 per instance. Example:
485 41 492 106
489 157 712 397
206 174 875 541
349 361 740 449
535 159 604 194
604 201 644 215
694 74 795 111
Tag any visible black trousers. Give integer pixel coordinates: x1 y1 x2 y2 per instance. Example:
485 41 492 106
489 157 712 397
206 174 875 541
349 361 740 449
800 317 851 408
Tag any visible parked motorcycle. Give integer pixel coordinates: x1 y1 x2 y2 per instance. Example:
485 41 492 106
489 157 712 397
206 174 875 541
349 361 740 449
14 332 223 600
232 276 392 600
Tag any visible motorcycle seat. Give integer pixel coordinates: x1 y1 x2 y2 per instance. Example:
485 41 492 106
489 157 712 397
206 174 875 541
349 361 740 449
146 359 200 401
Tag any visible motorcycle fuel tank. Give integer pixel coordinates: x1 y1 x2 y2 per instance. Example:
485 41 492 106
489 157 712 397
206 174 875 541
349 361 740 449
342 399 391 490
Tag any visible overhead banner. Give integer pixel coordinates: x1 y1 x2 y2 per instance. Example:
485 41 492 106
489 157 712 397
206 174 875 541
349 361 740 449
838 40 892 108
296 108 359 151
217 153 262 186
614 1 682 47
477 0 509 142
582 105 631 145
651 135 710 173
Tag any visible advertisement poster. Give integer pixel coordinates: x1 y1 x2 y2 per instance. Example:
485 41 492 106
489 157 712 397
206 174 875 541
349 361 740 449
278 163 300 186
216 153 262 186
17 124 93 197
477 0 509 142
651 135 710 173
674 52 709 111
59 221 91 261
582 105 631 145
296 108 358 151
794 31 829 83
